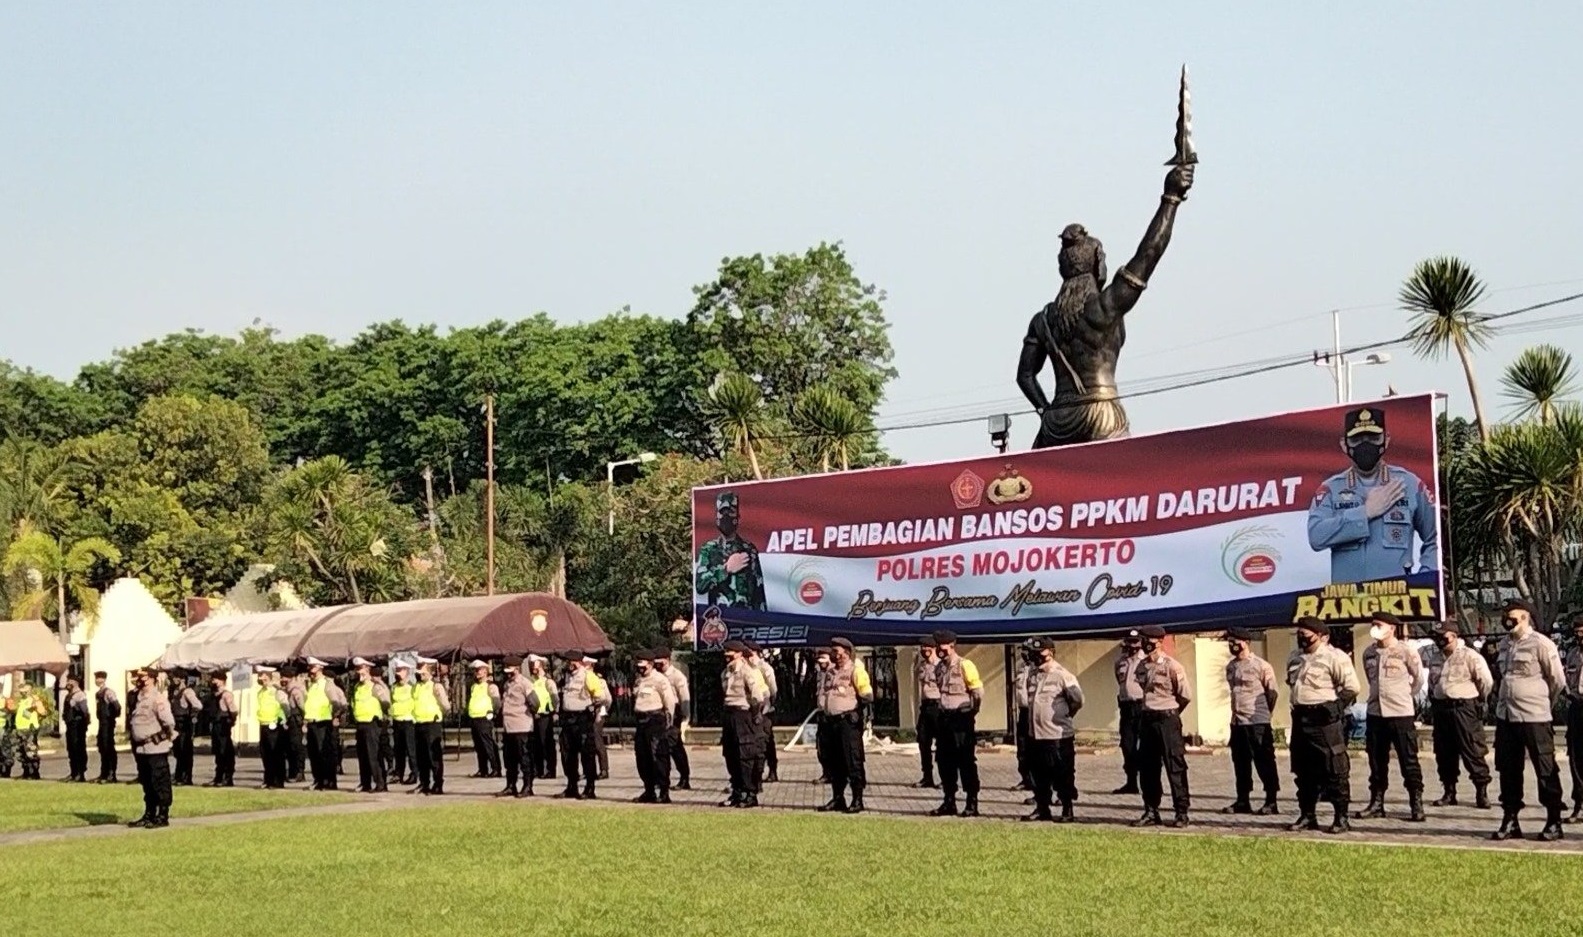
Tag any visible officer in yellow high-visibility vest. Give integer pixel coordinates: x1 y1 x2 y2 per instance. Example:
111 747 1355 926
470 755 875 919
528 655 558 781
301 657 348 791
466 659 502 779
350 657 392 793
412 656 450 795
254 666 291 789
11 681 47 781
389 661 417 786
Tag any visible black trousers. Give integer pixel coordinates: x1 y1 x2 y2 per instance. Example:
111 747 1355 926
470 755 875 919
1118 700 1142 784
174 717 196 783
1030 737 1077 810
594 716 609 776
1291 705 1350 814
470 717 500 776
1494 719 1563 814
936 708 979 798
355 721 387 790
379 720 394 776
96 727 118 779
135 751 172 814
666 705 690 784
533 714 557 778
634 712 670 795
763 711 777 776
1137 710 1190 812
722 708 764 795
1432 699 1491 788
503 732 534 791
210 718 236 783
1015 709 1033 786
66 720 89 777
415 722 444 792
559 711 597 790
819 711 866 798
392 720 415 780
1229 723 1280 803
259 725 287 788
286 717 307 780
1567 705 1583 805
1364 714 1423 795
306 721 338 789
916 700 939 783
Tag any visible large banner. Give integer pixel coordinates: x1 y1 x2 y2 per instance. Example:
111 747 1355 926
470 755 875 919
691 395 1444 647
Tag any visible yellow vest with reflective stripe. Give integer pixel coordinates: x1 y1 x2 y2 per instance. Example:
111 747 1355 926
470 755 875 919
531 676 553 714
468 682 494 719
352 683 383 723
304 679 333 721
389 683 414 721
14 697 40 732
256 687 284 727
413 681 442 723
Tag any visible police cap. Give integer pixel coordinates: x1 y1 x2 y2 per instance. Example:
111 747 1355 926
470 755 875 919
1296 616 1329 636
1432 620 1462 635
1225 627 1256 642
831 637 855 652
561 648 585 662
1344 406 1386 438
814 646 833 658
502 656 523 669
1033 637 1059 652
931 629 958 646
715 491 740 512
93 671 107 679
1122 630 1142 645
1139 625 1167 639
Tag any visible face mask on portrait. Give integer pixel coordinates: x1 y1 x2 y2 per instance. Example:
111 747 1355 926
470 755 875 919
1369 624 1390 642
1141 639 1159 654
1348 439 1384 472
1297 633 1317 651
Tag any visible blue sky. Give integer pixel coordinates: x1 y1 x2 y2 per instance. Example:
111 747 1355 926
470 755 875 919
3 3 1580 464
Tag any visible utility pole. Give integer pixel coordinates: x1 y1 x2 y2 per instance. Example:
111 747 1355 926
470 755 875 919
484 395 496 597
1312 309 1346 404
422 465 443 598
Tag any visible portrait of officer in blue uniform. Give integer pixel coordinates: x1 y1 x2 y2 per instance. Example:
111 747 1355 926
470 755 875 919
1306 406 1439 583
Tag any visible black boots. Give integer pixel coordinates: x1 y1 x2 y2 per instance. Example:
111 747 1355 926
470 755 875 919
1021 806 1052 823
1431 785 1457 807
1474 783 1490 809
1568 802 1583 825
1408 792 1427 823
929 797 958 817
1132 808 1163 828
128 806 167 829
1170 810 1191 828
1112 780 1139 795
1492 812 1523 841
1220 801 1253 815
818 794 848 813
1328 806 1351 834
844 789 866 814
1288 812 1320 832
913 777 937 789
1058 801 1075 823
1353 793 1386 820
1255 798 1280 816
152 806 169 828
960 795 980 818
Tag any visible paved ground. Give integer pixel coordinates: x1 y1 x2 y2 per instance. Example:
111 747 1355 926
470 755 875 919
7 742 1581 853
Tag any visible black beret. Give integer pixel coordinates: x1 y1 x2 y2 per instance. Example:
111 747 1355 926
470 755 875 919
1140 625 1166 639
931 629 957 646
1225 627 1256 642
1122 630 1142 643
1371 612 1402 627
1571 614 1583 629
1433 620 1461 634
92 671 107 679
814 646 833 657
1033 637 1058 651
1296 616 1328 635
743 640 761 653
919 635 937 648
502 656 523 668
722 639 748 653
561 648 585 661
831 637 854 651
653 646 673 659
633 649 654 663
1503 599 1538 619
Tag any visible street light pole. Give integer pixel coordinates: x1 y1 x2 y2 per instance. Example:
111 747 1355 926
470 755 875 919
485 394 496 596
606 452 658 535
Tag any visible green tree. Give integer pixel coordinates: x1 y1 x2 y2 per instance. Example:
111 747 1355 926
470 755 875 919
1401 257 1494 441
1501 344 1579 425
3 520 121 631
704 372 769 479
0 438 79 536
792 383 873 472
0 362 103 445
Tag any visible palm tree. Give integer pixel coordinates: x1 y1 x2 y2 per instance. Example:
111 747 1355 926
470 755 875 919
2 520 121 633
792 384 872 472
508 484 591 599
0 438 79 536
1400 256 1495 441
705 372 767 479
1501 344 1579 425
263 456 415 604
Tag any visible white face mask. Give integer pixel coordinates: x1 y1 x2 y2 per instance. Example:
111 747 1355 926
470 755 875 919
1369 624 1389 642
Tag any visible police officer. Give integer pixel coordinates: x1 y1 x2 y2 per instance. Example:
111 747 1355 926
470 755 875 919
280 666 307 783
170 672 201 786
206 671 237 787
62 677 90 782
0 686 12 779
465 659 502 779
1565 615 1583 823
412 656 449 795
349 658 390 793
92 671 121 783
498 656 536 798
9 681 46 780
810 647 836 785
1422 620 1493 809
127 668 176 829
1306 405 1439 583
254 666 290 790
719 639 769 808
1223 627 1280 815
1113 631 1145 794
1130 625 1192 827
1356 612 1426 822
1286 616 1360 834
587 655 611 780
632 649 679 804
745 642 780 783
388 661 417 785
1022 638 1085 823
817 637 874 814
527 654 558 781
930 630 984 818
558 649 611 800
654 648 691 790
914 636 941 789
300 657 347 791
1491 598 1565 842
693 491 767 610
1012 640 1036 793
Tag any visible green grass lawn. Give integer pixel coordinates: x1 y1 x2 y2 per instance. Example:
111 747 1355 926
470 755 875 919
0 780 350 833
1 801 1580 936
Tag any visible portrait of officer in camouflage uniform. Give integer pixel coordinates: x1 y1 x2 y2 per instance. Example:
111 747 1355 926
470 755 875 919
1306 406 1439 583
694 491 767 611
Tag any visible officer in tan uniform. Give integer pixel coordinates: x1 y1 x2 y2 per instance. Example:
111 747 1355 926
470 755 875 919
631 649 678 804
127 668 177 829
817 637 874 814
498 656 536 798
1423 620 1493 809
930 630 984 818
746 642 780 783
1021 638 1084 823
206 671 238 787
1131 625 1192 827
1491 599 1565 842
654 648 691 790
719 639 768 808
1113 631 1145 794
914 635 941 789
557 649 611 800
1222 627 1280 815
1286 616 1360 834
1356 612 1426 822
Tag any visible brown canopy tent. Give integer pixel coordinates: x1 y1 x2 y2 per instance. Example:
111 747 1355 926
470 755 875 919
153 606 356 671
297 593 612 663
0 619 72 676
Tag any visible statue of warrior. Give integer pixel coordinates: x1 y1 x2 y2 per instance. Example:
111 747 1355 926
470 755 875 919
1016 70 1197 449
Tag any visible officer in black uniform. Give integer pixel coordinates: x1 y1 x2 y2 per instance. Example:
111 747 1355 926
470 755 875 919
92 671 121 783
170 671 201 786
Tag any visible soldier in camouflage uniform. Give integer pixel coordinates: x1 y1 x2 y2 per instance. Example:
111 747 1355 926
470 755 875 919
694 491 767 611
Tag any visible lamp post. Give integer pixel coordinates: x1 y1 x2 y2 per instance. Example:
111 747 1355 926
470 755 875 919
606 452 658 534
987 413 1011 453
1344 352 1392 402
